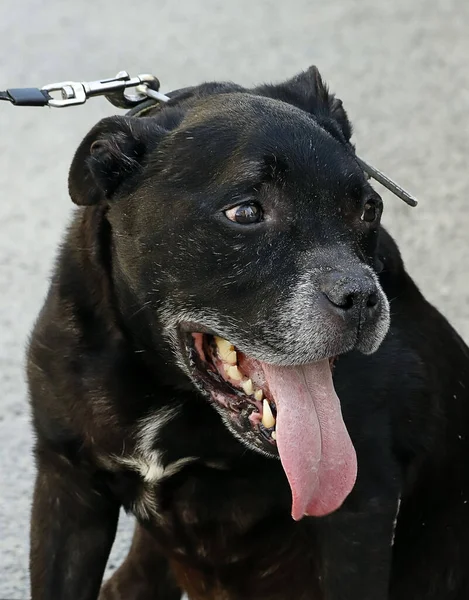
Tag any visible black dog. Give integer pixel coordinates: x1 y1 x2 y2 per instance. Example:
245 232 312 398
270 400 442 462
27 66 469 600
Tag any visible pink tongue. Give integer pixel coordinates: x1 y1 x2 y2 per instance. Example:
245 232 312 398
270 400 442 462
261 360 357 520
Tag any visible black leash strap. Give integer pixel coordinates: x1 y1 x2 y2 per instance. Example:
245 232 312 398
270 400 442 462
0 88 51 106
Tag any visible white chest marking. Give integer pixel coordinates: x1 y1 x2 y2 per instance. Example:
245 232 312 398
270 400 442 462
113 406 198 483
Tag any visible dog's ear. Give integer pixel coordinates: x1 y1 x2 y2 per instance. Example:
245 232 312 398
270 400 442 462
69 116 165 206
254 66 352 142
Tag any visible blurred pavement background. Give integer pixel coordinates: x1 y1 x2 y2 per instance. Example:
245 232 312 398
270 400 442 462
1 0 468 597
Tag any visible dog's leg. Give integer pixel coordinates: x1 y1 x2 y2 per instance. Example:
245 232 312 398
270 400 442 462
99 523 182 600
30 451 120 600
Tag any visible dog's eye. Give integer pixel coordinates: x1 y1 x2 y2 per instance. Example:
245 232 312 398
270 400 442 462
361 200 380 223
224 203 263 225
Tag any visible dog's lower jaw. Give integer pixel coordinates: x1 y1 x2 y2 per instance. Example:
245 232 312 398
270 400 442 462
212 399 279 459
188 378 278 459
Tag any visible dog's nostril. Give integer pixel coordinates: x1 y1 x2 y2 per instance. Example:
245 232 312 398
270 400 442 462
333 293 354 310
324 288 356 311
367 292 379 309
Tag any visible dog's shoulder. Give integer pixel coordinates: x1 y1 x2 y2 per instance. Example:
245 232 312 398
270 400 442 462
28 206 116 384
27 207 129 456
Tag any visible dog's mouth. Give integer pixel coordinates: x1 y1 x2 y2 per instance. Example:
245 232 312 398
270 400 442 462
188 333 280 443
183 331 358 520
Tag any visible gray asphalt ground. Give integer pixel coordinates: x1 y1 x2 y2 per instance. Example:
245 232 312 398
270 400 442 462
1 0 469 598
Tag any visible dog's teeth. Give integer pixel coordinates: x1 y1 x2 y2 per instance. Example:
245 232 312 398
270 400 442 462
262 399 276 429
227 365 242 381
215 336 231 351
215 336 234 360
225 350 237 365
242 379 253 395
271 431 277 441
254 389 263 402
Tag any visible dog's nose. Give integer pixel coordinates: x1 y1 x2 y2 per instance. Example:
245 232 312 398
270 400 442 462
322 271 379 320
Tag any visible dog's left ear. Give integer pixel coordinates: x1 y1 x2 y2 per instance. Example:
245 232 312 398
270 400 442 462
69 116 165 206
254 66 352 142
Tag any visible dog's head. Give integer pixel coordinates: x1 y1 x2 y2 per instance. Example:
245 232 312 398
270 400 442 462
69 66 390 519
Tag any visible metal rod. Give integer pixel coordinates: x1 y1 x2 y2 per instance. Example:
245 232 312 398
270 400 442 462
356 157 418 207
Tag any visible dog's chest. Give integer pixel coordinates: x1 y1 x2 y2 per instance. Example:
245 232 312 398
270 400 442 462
102 405 222 523
107 430 200 522
102 408 324 597
111 448 254 539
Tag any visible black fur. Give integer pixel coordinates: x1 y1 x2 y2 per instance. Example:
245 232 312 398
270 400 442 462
27 66 469 600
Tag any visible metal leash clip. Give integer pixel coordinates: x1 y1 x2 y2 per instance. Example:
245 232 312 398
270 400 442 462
42 71 170 109
0 71 170 109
